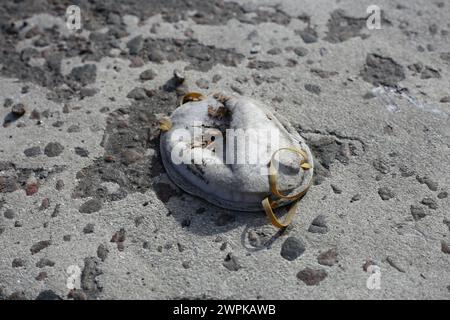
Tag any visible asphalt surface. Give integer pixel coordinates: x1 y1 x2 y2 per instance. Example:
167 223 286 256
0 0 449 300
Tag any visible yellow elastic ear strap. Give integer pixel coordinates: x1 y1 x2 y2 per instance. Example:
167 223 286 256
180 92 205 106
263 147 312 229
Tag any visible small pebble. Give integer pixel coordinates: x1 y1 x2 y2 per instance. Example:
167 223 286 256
12 258 25 268
44 142 64 157
378 187 395 200
223 253 242 271
11 103 26 117
437 191 448 199
4 209 15 219
308 215 328 234
297 268 328 286
79 199 102 214
317 248 338 266
410 205 426 221
83 223 95 234
280 237 306 261
350 194 361 202
421 197 437 210
36 258 55 268
97 244 109 261
23 146 41 157
139 69 157 81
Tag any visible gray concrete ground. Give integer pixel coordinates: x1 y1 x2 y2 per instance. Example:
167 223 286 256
0 0 449 300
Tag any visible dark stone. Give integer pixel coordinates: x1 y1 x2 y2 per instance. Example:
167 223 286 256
247 60 279 69
378 187 395 200
297 267 328 285
75 147 89 158
52 121 64 128
304 84 321 95
80 257 103 299
67 125 81 133
324 10 368 43
399 164 415 177
442 241 450 254
361 54 405 87
134 215 144 227
280 237 306 261
4 98 13 108
0 176 19 193
127 87 148 100
80 87 98 98
421 197 437 210
11 103 26 117
127 35 143 55
97 244 109 261
12 258 25 268
39 198 50 210
35 272 48 281
110 228 126 251
437 192 448 199
55 180 65 191
139 69 157 81
30 240 51 254
373 159 390 174
308 215 328 234
350 194 361 202
212 74 222 83
317 248 338 266
410 205 426 221
310 68 338 79
177 243 186 252
143 241 151 249
421 67 441 79
267 48 282 55
83 223 95 234
293 47 309 57
36 258 55 268
79 199 102 214
416 175 438 191
331 184 342 194
44 142 64 157
223 253 242 271
4 209 15 219
36 290 62 300
408 62 423 73
296 27 318 43
68 64 97 87
51 204 61 217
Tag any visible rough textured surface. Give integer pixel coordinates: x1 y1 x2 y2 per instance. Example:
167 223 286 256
0 0 450 300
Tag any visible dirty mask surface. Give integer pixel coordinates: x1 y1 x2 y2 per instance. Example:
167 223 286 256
159 93 314 227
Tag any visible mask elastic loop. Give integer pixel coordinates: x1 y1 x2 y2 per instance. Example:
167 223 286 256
262 147 313 228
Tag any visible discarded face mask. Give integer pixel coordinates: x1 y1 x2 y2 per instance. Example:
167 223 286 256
159 92 314 228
